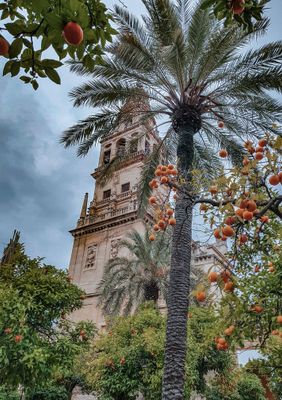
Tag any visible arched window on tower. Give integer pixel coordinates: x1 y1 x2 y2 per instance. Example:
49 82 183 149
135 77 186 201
116 138 126 156
103 143 111 165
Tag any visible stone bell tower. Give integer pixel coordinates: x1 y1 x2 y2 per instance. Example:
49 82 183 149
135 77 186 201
68 99 164 328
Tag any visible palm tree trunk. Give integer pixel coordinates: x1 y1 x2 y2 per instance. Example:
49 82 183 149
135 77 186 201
162 122 195 400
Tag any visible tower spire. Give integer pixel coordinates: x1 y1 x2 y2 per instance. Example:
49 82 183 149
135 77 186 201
80 193 88 219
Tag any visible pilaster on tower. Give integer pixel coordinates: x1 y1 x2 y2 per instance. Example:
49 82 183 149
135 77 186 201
68 97 166 328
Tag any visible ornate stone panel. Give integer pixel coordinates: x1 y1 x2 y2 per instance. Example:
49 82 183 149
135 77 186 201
84 244 97 270
110 238 122 259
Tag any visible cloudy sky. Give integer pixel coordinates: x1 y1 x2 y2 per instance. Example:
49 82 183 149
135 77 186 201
0 0 281 270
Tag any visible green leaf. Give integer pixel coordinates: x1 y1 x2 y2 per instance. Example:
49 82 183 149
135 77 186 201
44 68 61 84
5 21 25 35
200 0 216 10
41 36 51 51
20 76 32 83
1 8 9 20
9 38 23 58
3 60 13 76
32 80 39 90
83 54 95 71
11 61 21 77
41 59 63 69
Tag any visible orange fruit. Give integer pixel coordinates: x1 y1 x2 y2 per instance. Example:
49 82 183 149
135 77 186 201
239 234 248 244
196 291 206 302
242 158 250 166
244 140 253 148
149 234 155 241
254 265 260 273
224 281 234 292
149 196 157 205
218 121 224 128
153 224 159 231
246 200 257 212
222 225 234 237
155 169 162 176
224 325 235 336
168 218 176 226
213 228 222 239
269 266 275 273
221 270 231 283
255 146 264 153
235 208 244 218
225 216 236 225
158 220 165 229
258 138 267 147
167 208 174 216
255 152 264 161
161 176 169 184
0 37 9 56
277 315 282 324
209 185 218 195
167 164 175 170
278 171 282 183
260 215 269 223
14 335 23 343
271 330 279 336
269 175 280 186
252 305 263 313
243 210 253 221
63 22 84 46
4 328 12 334
219 149 228 158
208 272 218 283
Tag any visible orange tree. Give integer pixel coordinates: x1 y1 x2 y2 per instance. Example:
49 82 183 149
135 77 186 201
148 132 281 353
77 303 237 400
201 0 269 31
0 232 96 397
0 0 116 88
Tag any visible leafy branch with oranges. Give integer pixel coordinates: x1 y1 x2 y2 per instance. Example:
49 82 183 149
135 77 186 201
0 0 116 88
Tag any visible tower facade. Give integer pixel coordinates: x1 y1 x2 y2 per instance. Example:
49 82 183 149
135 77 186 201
68 102 163 328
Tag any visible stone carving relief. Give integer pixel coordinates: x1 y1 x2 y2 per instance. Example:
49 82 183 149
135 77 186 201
84 244 97 270
110 238 122 259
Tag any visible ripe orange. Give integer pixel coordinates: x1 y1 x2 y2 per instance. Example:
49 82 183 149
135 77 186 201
239 234 248 244
79 330 85 337
168 218 176 226
0 37 9 56
213 228 222 240
239 199 248 209
277 315 282 324
278 171 282 183
218 121 224 128
149 196 157 205
161 176 168 184
271 330 279 336
196 291 206 302
155 169 162 176
209 185 218 195
260 215 269 223
170 169 178 175
158 220 166 229
244 140 253 148
167 164 174 170
222 225 234 237
219 149 228 158
225 216 235 226
232 0 245 14
153 224 159 231
248 147 255 154
14 335 23 343
235 208 244 218
217 337 226 345
242 158 250 166
208 271 218 283
269 175 280 186
269 266 275 273
258 138 267 147
221 270 231 283
224 281 234 292
255 152 264 160
149 234 155 241
243 210 253 221
224 325 235 336
120 357 126 365
221 235 227 241
254 265 260 273
252 305 263 313
4 328 12 334
255 146 264 153
161 166 167 172
246 200 257 212
166 208 174 216
63 22 84 46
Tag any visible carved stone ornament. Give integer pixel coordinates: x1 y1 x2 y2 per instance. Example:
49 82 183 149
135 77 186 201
84 244 97 270
110 238 122 259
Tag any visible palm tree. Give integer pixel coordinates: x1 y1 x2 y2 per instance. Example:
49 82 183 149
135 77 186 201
61 1 282 398
98 229 204 316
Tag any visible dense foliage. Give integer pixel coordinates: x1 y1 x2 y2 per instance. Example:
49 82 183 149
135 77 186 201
0 232 96 395
78 303 237 400
0 0 116 88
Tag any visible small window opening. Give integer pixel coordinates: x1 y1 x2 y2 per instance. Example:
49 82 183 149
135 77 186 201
103 150 111 165
121 182 130 193
103 189 111 199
